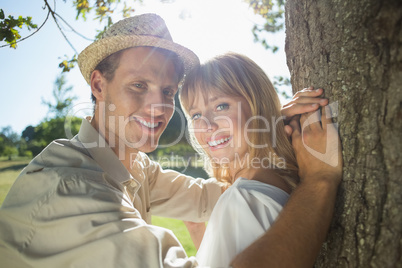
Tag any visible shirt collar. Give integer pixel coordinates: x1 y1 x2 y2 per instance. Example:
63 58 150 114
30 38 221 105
75 117 133 184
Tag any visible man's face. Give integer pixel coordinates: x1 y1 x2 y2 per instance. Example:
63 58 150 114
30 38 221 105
100 47 179 153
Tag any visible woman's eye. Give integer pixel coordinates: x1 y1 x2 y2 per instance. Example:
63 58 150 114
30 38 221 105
216 103 229 111
191 113 201 120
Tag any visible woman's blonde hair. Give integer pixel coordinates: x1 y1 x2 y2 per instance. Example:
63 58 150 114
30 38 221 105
180 52 299 189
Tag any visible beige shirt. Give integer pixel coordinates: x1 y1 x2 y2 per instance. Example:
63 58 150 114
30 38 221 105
0 119 221 267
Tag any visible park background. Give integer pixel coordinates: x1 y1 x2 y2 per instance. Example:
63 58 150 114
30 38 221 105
0 0 289 257
1 1 401 266
0 0 290 165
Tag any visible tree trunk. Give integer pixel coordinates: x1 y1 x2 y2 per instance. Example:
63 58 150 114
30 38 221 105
285 0 402 267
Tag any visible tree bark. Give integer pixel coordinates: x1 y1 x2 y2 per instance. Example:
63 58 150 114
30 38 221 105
285 0 402 267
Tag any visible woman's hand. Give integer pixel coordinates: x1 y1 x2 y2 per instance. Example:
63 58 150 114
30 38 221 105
281 87 328 136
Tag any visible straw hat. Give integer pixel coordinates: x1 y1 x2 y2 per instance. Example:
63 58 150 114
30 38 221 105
78 13 200 84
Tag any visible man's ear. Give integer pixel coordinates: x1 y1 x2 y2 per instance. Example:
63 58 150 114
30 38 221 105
91 70 106 101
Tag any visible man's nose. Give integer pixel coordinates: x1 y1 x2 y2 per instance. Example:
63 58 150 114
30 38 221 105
144 91 166 116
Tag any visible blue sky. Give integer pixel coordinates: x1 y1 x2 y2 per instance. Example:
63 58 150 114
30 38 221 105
0 0 290 134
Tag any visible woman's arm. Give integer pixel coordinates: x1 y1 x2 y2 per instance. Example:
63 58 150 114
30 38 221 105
183 221 206 250
281 87 328 136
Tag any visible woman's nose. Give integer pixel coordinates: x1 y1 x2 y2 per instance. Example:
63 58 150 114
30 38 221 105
198 114 219 132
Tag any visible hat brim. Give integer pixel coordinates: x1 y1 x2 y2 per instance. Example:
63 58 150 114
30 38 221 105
78 35 200 84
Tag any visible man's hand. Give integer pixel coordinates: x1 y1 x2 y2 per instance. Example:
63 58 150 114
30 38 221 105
232 105 343 268
281 87 329 136
290 106 343 185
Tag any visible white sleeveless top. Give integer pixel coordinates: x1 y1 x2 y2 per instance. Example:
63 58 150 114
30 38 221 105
196 177 289 268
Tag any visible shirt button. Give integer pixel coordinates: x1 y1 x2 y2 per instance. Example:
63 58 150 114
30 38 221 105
130 180 137 188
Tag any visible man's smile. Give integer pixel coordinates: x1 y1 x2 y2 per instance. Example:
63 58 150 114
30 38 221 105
132 117 161 129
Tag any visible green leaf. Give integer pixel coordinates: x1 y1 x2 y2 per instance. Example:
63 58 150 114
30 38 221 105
122 2 135 18
246 0 285 51
58 54 78 72
74 0 91 20
0 11 39 49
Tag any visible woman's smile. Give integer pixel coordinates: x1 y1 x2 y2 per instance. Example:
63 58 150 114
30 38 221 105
207 136 232 150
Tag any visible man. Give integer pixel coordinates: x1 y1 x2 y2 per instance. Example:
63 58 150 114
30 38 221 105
0 14 342 267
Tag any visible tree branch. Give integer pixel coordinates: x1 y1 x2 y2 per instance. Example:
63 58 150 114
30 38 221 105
0 9 50 48
43 0 78 53
54 13 93 41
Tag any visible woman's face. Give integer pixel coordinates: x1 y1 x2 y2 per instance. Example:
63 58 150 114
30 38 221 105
187 89 252 165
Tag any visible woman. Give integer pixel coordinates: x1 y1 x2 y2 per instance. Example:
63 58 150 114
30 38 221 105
180 52 322 267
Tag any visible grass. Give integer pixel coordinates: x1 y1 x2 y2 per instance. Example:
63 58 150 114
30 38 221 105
152 216 197 256
0 158 197 257
0 157 31 205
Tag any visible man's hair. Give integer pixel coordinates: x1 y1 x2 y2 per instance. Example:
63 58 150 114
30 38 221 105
91 47 185 104
91 50 124 103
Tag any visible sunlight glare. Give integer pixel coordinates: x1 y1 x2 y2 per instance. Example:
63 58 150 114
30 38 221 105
139 0 258 62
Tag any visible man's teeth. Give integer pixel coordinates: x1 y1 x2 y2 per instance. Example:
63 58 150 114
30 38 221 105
137 119 159 128
208 137 230 147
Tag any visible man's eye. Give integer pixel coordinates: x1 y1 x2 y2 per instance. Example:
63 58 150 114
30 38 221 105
216 103 229 111
163 89 174 97
191 113 201 120
133 83 145 89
